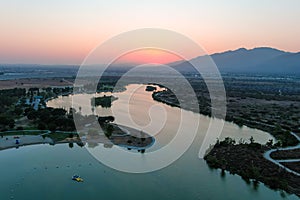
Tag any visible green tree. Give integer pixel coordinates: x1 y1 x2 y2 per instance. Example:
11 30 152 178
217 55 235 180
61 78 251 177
249 136 255 144
266 139 273 147
48 123 57 133
14 107 23 116
38 123 46 130
105 124 114 138
69 143 74 148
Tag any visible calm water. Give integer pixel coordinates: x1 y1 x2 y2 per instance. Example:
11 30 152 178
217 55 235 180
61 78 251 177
0 84 297 199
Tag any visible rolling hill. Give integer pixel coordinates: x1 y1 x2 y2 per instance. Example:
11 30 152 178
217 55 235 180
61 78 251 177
172 47 300 74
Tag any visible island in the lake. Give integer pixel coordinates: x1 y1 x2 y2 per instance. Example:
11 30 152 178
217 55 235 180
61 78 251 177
83 116 155 152
91 95 118 108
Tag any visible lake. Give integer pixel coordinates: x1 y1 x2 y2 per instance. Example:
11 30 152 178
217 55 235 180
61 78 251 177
0 84 297 199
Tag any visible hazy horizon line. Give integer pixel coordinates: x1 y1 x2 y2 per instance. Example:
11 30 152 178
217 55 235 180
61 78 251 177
1 46 299 66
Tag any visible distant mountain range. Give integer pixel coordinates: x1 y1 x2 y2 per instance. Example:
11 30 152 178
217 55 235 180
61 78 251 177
1 47 299 76
171 47 300 74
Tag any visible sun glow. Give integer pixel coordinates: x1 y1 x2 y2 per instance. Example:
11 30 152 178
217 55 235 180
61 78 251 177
116 49 182 64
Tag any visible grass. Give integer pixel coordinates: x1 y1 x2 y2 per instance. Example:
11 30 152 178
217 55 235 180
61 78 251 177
0 130 48 137
44 132 79 142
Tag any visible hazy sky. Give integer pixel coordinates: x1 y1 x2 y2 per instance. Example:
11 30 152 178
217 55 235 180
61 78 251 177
1 0 300 64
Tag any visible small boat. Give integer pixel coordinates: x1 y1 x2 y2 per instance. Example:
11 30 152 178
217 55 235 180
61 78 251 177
72 175 84 182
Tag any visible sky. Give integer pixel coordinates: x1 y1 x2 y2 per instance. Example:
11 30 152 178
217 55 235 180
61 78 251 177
0 0 300 64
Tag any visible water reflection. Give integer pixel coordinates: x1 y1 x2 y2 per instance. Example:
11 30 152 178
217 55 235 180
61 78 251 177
48 84 274 151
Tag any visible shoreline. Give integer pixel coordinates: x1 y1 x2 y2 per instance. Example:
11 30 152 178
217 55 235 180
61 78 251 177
205 138 300 197
110 124 155 150
151 85 300 147
0 133 81 151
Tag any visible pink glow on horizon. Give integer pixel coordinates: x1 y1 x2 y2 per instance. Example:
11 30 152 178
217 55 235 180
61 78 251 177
115 49 182 64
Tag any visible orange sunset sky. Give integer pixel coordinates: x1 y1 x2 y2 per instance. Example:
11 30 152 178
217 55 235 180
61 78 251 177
0 0 300 65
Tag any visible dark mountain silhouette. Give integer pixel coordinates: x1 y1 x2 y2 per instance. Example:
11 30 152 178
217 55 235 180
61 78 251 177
171 47 300 74
255 52 300 74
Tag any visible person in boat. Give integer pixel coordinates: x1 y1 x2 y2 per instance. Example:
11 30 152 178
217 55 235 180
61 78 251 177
72 175 83 182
